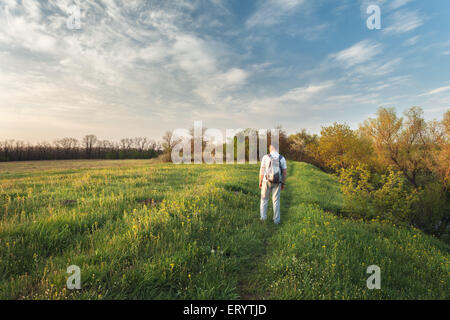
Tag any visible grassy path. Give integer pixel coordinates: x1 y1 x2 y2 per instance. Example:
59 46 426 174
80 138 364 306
236 164 296 299
243 162 449 299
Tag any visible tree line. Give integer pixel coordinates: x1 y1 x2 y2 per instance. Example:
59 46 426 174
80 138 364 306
0 135 162 161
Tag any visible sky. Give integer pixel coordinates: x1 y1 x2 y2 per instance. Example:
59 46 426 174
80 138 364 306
0 0 449 143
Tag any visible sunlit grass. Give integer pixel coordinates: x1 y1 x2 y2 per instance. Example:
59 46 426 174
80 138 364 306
0 160 448 299
248 163 449 299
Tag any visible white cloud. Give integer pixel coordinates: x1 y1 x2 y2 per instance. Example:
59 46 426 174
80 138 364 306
0 0 252 141
384 10 424 34
419 86 450 96
1 2 57 53
248 81 334 115
330 40 383 68
352 57 402 77
246 0 305 28
389 0 413 10
403 35 420 46
194 68 249 104
280 82 334 102
0 0 445 141
367 76 412 91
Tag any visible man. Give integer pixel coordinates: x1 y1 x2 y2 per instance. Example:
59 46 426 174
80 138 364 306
259 144 287 225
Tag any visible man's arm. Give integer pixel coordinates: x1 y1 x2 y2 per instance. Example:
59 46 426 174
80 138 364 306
281 168 287 190
259 157 266 188
281 157 287 190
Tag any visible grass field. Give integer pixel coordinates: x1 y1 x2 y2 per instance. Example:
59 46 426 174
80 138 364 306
0 160 448 299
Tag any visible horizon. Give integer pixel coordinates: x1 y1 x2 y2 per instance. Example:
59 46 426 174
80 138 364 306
1 0 449 143
0 107 444 146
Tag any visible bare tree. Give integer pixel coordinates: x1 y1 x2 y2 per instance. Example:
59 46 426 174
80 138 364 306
119 138 133 150
161 131 181 162
54 137 78 149
134 137 149 151
82 134 98 157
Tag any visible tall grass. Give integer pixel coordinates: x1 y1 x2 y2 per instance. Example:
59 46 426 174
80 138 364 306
247 163 449 299
0 160 448 299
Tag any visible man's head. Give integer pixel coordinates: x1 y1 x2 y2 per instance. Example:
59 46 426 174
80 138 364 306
269 144 277 153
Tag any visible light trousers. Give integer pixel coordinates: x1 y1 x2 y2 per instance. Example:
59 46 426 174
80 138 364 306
260 180 281 224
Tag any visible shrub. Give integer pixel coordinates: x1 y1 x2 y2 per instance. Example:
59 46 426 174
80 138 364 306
339 165 449 238
371 169 419 224
339 164 375 219
339 165 419 224
410 182 449 237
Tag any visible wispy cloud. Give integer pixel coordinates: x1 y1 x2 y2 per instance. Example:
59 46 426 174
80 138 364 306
384 10 424 34
291 23 329 41
389 0 413 10
419 86 450 96
330 40 383 68
248 81 335 115
403 35 420 46
246 0 305 28
0 0 251 140
280 82 334 102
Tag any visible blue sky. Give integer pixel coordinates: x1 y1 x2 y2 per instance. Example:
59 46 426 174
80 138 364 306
0 0 449 142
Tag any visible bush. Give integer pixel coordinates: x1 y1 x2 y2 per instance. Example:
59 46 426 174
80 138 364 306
371 169 419 224
339 165 449 238
314 123 375 172
410 182 449 236
339 165 418 224
158 152 172 163
339 164 375 219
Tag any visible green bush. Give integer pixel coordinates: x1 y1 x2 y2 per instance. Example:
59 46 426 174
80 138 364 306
410 182 449 237
371 169 419 224
339 164 375 219
339 166 449 238
339 166 418 224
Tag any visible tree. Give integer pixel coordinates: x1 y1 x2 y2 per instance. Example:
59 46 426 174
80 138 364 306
133 137 148 151
360 107 442 187
287 129 319 164
426 110 450 187
161 131 181 162
82 134 98 158
119 138 133 150
54 138 79 159
316 123 374 171
54 138 78 149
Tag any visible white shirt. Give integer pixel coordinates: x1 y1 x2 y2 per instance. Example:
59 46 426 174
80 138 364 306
260 151 287 181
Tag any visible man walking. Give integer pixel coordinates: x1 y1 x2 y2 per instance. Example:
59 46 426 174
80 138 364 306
259 144 287 225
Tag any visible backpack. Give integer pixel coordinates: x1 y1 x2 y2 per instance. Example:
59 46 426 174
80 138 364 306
266 154 284 184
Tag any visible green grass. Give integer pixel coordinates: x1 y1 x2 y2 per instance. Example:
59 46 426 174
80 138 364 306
0 160 448 299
